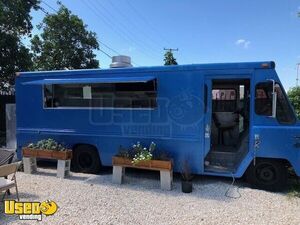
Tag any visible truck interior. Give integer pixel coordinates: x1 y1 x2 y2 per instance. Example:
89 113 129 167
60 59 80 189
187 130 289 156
205 79 250 173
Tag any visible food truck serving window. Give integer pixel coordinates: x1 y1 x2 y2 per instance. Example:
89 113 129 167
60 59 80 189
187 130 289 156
44 79 157 109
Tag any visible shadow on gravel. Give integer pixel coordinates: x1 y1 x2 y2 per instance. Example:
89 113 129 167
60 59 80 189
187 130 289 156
83 168 245 202
0 191 39 202
287 172 300 198
36 160 90 181
35 160 247 201
0 210 19 225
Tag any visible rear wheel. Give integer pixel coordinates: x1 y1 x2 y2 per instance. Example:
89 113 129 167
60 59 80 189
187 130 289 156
71 145 101 174
246 159 287 192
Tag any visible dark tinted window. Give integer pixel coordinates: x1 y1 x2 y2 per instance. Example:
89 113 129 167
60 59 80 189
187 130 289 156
44 79 157 109
255 82 296 124
275 83 296 124
255 82 273 116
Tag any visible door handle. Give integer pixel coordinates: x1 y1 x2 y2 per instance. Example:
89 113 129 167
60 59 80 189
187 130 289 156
253 134 261 166
254 134 260 149
293 136 300 148
205 124 210 138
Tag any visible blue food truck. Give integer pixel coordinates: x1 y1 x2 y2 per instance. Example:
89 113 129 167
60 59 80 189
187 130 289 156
15 61 300 191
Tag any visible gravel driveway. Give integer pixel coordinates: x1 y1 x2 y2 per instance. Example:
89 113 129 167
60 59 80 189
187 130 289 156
1 167 299 225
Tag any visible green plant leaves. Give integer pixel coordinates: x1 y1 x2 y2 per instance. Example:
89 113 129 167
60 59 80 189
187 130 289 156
27 138 66 151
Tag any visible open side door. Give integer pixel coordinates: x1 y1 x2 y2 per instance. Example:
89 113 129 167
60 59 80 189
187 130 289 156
203 78 212 158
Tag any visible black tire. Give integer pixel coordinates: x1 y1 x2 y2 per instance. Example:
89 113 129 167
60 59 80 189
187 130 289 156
246 159 287 192
71 145 101 174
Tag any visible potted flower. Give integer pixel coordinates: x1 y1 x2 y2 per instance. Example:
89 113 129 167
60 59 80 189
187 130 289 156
131 142 155 165
112 142 172 170
23 139 72 160
181 160 193 193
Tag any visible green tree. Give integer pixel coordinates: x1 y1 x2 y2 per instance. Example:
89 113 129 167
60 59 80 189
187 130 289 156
287 86 300 119
164 50 178 66
31 5 99 70
0 0 39 91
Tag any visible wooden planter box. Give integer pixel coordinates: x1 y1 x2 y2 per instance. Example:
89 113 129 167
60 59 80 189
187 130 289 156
22 148 72 160
112 156 172 171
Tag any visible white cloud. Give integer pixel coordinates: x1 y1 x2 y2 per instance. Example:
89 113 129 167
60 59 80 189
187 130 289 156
235 39 251 49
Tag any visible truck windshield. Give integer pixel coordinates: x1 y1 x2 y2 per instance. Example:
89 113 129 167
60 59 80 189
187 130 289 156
255 82 296 124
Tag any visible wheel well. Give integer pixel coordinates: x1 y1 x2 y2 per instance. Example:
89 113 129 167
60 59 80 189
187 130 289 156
71 143 102 173
245 157 289 191
246 157 292 173
72 143 101 162
73 143 96 150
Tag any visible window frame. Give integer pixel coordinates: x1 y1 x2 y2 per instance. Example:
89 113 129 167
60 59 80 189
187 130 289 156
42 79 158 110
254 81 297 125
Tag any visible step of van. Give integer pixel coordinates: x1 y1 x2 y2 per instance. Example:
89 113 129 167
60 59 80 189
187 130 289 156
206 151 240 166
204 164 235 173
205 148 248 173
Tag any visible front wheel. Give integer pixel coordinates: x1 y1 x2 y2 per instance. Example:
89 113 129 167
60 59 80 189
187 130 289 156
71 145 101 174
246 159 287 192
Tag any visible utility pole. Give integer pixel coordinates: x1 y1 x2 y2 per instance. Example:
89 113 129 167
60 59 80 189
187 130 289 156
163 48 178 65
164 48 178 53
297 63 300 86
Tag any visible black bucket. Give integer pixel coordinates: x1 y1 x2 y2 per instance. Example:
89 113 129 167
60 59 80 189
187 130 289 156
181 180 192 193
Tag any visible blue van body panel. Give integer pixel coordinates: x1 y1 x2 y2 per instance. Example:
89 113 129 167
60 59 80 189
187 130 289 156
15 61 300 176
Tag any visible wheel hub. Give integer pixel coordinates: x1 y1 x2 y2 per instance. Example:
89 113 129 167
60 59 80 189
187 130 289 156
260 168 274 181
256 164 276 183
79 153 92 169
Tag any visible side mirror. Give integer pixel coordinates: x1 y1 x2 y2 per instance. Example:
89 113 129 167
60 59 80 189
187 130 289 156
267 79 277 118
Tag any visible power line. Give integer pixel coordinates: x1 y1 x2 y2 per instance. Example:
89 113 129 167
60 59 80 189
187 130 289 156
164 48 179 53
38 5 49 15
97 40 140 66
99 49 112 59
84 0 160 60
29 0 112 62
41 0 58 13
124 0 169 45
41 0 139 66
35 0 141 65
99 40 120 56
107 0 163 50
98 41 139 66
91 0 160 57
124 0 188 63
33 0 162 66
28 0 49 15
83 0 152 61
42 1 124 60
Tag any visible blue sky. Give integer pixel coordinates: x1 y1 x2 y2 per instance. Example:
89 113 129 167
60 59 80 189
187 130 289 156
29 0 300 89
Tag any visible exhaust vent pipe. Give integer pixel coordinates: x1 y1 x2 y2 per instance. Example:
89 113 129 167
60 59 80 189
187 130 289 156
110 55 133 68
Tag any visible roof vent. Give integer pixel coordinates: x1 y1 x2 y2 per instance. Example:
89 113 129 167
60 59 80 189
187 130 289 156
110 55 133 68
